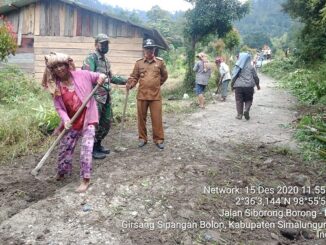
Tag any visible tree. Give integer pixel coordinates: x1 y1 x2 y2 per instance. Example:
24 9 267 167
242 32 273 50
145 6 186 63
282 0 326 61
183 0 249 90
146 5 170 23
0 15 17 61
224 28 240 53
235 0 294 41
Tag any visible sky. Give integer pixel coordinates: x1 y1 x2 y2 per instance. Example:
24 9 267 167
99 0 193 12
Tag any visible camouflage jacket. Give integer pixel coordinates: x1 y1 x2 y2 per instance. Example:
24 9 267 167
82 51 127 104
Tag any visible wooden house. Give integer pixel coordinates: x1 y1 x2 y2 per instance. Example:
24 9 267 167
0 0 169 80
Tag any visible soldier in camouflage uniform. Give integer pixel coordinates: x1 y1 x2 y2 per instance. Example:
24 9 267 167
82 33 126 159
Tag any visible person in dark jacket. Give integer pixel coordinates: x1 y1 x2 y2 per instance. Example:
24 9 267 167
231 52 260 120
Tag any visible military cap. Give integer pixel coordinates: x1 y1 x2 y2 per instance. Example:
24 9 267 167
143 38 157 48
95 33 110 43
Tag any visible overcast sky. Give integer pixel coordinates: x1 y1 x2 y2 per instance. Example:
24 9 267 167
99 0 193 12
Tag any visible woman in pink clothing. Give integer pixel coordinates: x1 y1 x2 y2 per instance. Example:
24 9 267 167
42 52 105 192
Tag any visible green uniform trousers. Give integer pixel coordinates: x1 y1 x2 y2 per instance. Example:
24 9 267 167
95 95 112 143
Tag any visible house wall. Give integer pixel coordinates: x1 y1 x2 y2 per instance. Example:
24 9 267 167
1 0 146 79
33 36 143 80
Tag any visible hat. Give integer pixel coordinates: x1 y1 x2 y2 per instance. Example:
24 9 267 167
196 52 207 59
215 56 223 63
45 52 73 69
143 38 157 48
42 52 75 95
95 33 109 43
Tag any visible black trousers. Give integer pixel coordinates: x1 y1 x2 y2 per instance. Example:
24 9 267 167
234 87 254 115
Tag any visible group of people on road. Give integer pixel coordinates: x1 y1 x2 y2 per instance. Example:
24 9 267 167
42 35 167 192
42 33 260 192
193 51 260 119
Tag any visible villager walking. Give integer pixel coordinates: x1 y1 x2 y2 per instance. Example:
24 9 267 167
231 52 260 120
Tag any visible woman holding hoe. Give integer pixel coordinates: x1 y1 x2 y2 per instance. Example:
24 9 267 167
42 52 105 192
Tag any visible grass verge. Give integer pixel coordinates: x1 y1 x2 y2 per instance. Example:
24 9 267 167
261 58 326 160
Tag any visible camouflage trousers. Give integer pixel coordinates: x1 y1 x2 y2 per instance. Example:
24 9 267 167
95 96 113 144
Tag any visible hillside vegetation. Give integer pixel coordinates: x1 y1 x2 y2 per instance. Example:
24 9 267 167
262 58 326 160
235 0 295 49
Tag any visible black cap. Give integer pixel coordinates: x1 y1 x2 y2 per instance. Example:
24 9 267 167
143 38 157 48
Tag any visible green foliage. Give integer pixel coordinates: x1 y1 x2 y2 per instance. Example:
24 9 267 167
184 0 249 43
282 0 326 61
0 106 45 160
32 105 61 134
138 5 187 79
0 15 17 61
0 66 41 104
111 89 137 123
242 32 273 50
235 0 294 48
214 39 226 55
183 0 249 90
164 46 186 77
262 58 326 160
146 5 170 23
0 65 59 137
295 115 326 160
224 29 240 52
262 58 326 104
145 5 186 50
0 65 56 162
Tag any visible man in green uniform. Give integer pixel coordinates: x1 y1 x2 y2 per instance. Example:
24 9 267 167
82 33 126 159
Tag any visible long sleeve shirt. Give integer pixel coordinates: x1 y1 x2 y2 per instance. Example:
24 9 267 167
127 57 168 100
53 70 100 129
219 62 231 82
233 62 259 88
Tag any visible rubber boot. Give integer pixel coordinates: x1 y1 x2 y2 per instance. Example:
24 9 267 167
96 140 110 154
92 143 106 159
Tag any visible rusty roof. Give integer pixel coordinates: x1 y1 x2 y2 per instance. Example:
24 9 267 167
0 0 169 50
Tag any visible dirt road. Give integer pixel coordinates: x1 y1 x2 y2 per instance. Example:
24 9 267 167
1 74 325 244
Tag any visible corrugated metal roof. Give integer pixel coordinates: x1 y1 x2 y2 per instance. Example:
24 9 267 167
0 0 169 50
0 0 38 12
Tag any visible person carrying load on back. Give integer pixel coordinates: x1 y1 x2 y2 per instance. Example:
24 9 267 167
82 33 127 159
231 52 260 120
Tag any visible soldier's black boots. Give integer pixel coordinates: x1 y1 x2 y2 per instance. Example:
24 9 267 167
97 143 110 154
92 149 106 159
92 141 110 159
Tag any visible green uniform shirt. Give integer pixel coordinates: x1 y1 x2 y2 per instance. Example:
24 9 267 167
82 51 111 104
